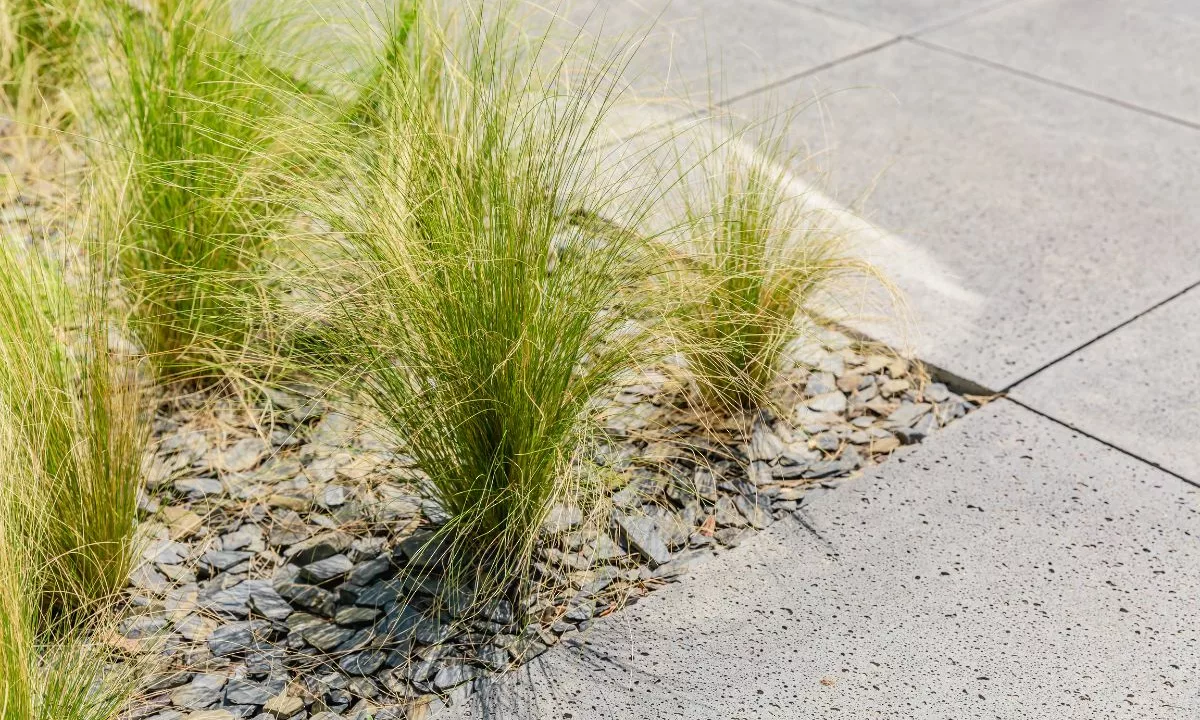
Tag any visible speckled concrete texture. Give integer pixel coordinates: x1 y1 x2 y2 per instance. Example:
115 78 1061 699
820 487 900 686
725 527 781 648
447 400 1200 719
565 0 892 102
925 0 1200 126
799 0 1010 34
1012 285 1200 484
740 42 1200 391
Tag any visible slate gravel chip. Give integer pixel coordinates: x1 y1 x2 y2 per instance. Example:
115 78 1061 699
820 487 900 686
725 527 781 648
207 621 270 657
613 513 672 567
300 554 353 583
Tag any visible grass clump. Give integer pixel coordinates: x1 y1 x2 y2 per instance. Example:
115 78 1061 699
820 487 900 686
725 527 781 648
288 1 664 612
676 119 879 413
95 0 305 386
0 234 144 720
0 439 140 720
0 236 146 616
0 0 86 110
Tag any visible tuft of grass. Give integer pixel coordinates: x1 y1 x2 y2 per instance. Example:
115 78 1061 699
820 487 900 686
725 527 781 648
94 0 308 386
676 116 880 413
0 235 146 617
0 420 140 720
0 0 86 109
286 1 668 613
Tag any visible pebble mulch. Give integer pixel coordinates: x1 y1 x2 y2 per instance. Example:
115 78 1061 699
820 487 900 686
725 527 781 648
117 330 981 720
2 106 983 720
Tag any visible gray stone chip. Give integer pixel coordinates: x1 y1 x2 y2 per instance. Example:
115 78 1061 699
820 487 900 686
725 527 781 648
885 402 932 428
541 504 584 534
433 663 480 690
351 579 402 608
301 621 355 652
203 579 272 618
346 556 391 586
613 512 672 567
277 582 337 616
300 554 353 583
806 392 848 414
734 494 773 530
202 550 255 571
224 678 285 706
284 531 352 565
248 585 293 621
207 620 270 657
170 674 227 710
175 477 223 497
339 650 387 676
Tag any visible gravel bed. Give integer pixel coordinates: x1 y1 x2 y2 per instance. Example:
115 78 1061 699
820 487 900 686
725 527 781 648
1 107 982 720
117 330 981 720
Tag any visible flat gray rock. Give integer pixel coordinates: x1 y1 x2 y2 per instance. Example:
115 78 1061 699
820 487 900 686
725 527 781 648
448 401 1200 719
1012 285 1200 483
339 649 387 676
129 564 169 593
414 616 451 646
201 550 254 571
247 585 293 621
224 678 284 706
612 512 672 567
175 477 222 497
333 606 378 625
284 531 352 565
202 579 272 618
434 663 480 691
143 539 189 565
392 530 450 570
218 437 269 473
350 578 402 608
299 554 353 583
276 582 336 617
345 555 390 586
805 391 847 415
301 621 354 652
541 504 583 535
732 494 772 530
207 621 270 658
170 674 226 710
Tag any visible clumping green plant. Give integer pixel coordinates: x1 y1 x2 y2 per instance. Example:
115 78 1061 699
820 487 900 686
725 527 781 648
677 119 879 413
0 237 146 616
0 0 86 108
0 424 140 720
95 0 305 386
286 1 667 613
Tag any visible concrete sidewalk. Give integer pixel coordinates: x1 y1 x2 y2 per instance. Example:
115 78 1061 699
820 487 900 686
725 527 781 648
456 401 1200 718
450 1 1200 717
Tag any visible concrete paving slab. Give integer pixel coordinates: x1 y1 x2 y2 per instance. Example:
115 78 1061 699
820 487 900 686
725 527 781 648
566 0 893 103
448 400 1200 719
732 41 1200 391
924 0 1200 127
1012 285 1200 484
798 0 1007 34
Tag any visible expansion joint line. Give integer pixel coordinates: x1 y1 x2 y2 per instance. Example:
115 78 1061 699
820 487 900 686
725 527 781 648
908 37 1200 133
717 37 903 110
1003 279 1200 393
1005 397 1200 492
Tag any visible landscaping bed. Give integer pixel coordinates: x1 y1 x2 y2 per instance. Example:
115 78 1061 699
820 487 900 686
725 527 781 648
121 338 978 720
0 3 983 720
